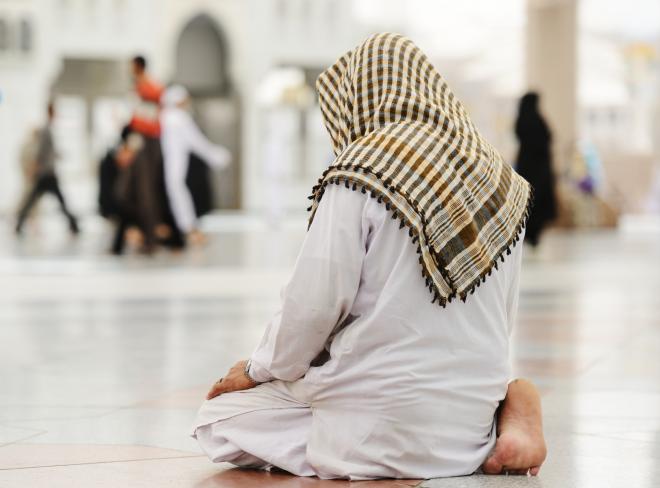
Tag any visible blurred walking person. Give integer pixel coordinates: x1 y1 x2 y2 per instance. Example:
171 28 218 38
128 54 164 251
130 55 163 140
514 92 557 247
128 55 184 252
15 102 79 236
98 125 144 254
160 85 230 244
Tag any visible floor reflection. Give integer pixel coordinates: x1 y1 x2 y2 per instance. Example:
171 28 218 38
1 216 659 487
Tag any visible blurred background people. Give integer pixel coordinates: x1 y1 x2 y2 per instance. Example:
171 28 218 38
0 0 657 235
15 103 80 236
514 92 557 247
126 54 167 252
160 85 230 244
124 55 186 254
98 125 145 254
99 123 189 255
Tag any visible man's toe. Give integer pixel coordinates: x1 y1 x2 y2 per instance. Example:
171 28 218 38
482 454 503 474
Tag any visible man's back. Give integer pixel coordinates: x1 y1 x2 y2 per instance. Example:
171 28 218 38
298 186 522 478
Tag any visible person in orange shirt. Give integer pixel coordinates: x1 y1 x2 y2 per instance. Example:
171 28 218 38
124 55 184 252
130 55 164 138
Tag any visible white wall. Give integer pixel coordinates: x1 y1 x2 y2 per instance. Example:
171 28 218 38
0 0 531 215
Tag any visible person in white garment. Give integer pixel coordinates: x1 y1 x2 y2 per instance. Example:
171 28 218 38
192 33 547 480
160 85 231 243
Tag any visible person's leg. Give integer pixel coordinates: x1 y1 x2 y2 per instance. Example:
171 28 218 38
111 217 129 255
193 381 315 476
134 140 161 251
158 167 186 250
195 425 271 469
195 406 314 476
15 176 47 234
164 155 197 235
482 378 547 475
46 175 79 233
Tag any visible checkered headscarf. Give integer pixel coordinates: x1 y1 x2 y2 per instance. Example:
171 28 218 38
309 33 532 306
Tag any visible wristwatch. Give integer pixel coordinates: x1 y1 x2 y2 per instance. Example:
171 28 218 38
244 359 260 385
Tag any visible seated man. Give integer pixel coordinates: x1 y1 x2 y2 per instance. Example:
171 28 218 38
192 33 547 480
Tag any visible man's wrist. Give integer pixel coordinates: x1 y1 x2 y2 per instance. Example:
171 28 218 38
244 359 260 385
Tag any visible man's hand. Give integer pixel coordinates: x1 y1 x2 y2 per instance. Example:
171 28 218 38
206 360 258 400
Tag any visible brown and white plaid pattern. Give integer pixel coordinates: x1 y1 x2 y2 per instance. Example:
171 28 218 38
310 33 531 305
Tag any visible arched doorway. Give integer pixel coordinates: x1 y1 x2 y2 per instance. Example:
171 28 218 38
174 14 241 209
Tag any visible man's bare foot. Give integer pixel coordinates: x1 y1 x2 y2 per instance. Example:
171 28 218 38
188 229 207 246
155 224 173 240
482 378 547 476
125 227 144 247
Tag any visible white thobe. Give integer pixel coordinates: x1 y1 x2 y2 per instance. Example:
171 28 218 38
160 108 230 233
193 185 523 480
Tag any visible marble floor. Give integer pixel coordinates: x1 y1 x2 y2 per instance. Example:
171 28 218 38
1 213 659 488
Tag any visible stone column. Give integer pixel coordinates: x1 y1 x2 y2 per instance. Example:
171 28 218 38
526 0 577 170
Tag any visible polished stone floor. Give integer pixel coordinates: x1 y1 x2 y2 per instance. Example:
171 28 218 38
1 214 659 487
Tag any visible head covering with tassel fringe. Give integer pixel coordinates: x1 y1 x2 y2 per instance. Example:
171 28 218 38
309 33 532 306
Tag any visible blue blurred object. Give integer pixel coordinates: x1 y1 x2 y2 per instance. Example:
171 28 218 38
579 141 603 194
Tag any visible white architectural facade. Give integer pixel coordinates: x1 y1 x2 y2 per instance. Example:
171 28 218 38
1 0 658 216
0 0 372 215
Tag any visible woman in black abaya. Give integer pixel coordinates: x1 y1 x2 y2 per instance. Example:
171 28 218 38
515 92 557 246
